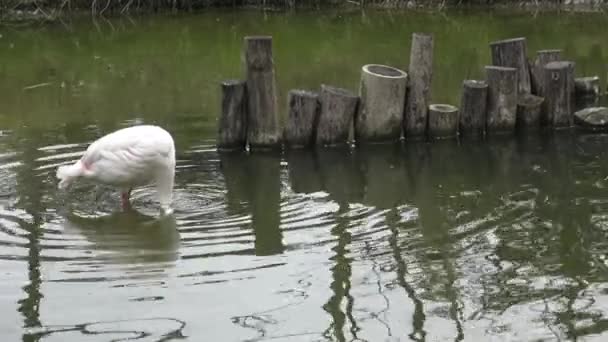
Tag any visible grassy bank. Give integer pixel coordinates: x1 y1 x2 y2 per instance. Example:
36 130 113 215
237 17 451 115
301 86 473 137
1 0 607 22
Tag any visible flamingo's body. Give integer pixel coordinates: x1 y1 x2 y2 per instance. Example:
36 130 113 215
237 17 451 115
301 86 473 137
56 125 176 214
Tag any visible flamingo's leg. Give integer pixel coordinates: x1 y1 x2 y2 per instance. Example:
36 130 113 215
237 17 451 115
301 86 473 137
121 188 132 210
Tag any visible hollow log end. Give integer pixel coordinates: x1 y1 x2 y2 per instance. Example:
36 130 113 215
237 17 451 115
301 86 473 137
430 104 459 113
362 64 408 79
463 79 488 89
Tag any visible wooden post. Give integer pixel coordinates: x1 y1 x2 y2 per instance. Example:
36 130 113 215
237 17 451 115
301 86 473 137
428 104 458 139
575 76 600 97
404 33 433 140
490 37 531 94
541 61 574 128
516 94 544 131
283 90 319 149
244 36 280 150
217 80 247 151
531 49 562 95
356 64 408 144
485 66 518 134
575 76 601 110
459 80 488 138
316 84 359 147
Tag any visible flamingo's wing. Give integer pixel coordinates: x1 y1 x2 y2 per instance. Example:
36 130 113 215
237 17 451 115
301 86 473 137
82 130 173 186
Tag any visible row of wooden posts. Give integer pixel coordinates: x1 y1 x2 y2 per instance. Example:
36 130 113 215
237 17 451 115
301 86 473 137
217 34 603 151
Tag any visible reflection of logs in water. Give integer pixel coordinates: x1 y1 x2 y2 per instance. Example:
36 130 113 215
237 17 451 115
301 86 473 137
220 152 284 256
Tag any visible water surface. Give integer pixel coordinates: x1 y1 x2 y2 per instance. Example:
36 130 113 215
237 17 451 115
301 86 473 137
1 8 608 341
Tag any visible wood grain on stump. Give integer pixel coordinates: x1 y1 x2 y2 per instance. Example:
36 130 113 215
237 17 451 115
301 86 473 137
459 80 488 138
485 66 518 134
428 104 459 139
541 61 574 128
244 36 280 150
283 90 320 149
531 49 562 95
404 32 433 140
490 37 531 94
516 94 544 131
218 79 247 151
356 64 408 144
316 84 359 147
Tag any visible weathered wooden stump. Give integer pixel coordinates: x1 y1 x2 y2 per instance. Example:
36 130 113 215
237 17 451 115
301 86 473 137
574 77 601 110
404 32 434 140
531 49 562 95
283 90 320 149
575 76 600 97
218 80 248 151
516 94 544 131
490 37 531 94
316 84 359 147
459 80 488 138
244 36 280 150
574 107 608 132
541 61 574 128
428 104 459 139
356 64 408 144
485 66 518 134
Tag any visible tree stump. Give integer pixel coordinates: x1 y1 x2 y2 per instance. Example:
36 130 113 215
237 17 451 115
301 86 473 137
356 64 408 144
404 32 434 140
217 80 247 151
516 94 544 131
490 37 531 94
428 104 459 139
541 61 574 128
575 76 600 97
316 84 359 147
575 76 601 110
459 80 488 138
244 36 280 150
283 90 320 149
531 49 562 95
485 66 518 134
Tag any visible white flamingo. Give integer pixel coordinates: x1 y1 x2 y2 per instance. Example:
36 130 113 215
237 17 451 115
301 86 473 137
56 125 176 214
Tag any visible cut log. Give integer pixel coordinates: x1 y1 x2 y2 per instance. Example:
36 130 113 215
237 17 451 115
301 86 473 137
541 61 574 128
217 80 247 151
459 79 488 138
316 84 359 147
574 76 600 111
516 94 544 131
356 64 408 144
531 49 562 95
404 32 434 140
574 107 608 132
244 36 280 150
428 104 459 139
485 66 518 134
575 76 600 97
283 90 320 149
490 37 531 94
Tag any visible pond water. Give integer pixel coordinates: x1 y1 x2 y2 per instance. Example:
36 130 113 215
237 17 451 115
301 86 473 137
1 8 608 341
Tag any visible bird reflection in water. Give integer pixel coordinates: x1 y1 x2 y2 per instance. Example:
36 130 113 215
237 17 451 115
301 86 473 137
62 207 181 266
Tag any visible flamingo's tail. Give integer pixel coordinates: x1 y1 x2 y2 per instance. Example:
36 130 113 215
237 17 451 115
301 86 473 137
56 161 85 189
